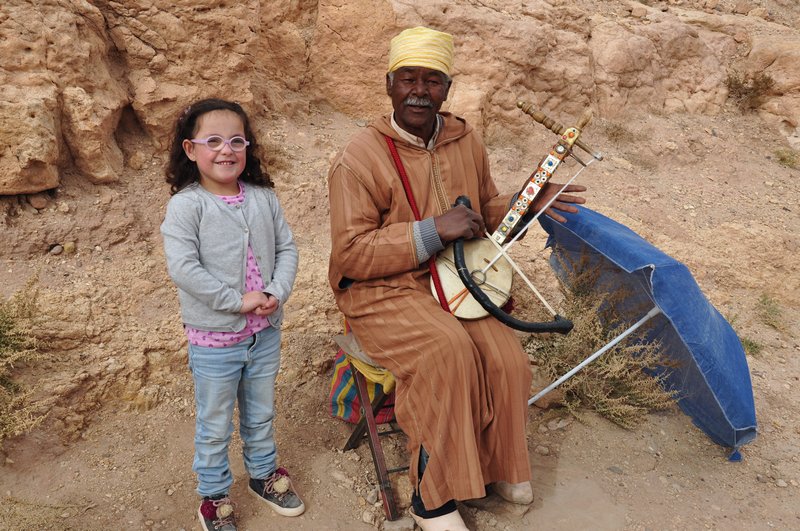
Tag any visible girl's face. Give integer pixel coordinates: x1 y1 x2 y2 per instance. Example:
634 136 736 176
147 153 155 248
182 110 247 195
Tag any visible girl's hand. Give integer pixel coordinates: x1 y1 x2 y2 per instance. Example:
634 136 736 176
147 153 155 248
241 291 270 313
253 294 279 317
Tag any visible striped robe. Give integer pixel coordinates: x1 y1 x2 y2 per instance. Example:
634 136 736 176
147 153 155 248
328 113 532 509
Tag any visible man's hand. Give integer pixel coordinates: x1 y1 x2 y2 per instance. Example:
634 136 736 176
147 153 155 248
532 182 587 223
434 204 486 243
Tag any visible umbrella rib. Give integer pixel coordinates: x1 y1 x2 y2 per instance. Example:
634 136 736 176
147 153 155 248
528 305 663 406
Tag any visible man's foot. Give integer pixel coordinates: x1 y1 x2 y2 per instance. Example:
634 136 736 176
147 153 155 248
492 480 533 505
198 495 236 531
248 466 305 517
410 507 469 531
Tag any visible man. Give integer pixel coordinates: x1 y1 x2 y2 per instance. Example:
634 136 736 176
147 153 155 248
328 26 586 530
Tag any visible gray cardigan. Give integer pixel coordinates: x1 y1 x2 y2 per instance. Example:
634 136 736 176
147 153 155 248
161 182 298 332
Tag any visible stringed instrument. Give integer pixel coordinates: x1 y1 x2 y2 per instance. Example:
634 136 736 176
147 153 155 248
431 102 603 333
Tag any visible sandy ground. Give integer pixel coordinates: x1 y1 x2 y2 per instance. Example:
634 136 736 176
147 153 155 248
1 102 798 530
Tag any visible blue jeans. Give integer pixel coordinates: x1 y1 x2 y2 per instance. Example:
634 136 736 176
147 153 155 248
188 327 281 497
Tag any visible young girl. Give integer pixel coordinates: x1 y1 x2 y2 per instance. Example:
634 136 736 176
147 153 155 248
161 99 303 531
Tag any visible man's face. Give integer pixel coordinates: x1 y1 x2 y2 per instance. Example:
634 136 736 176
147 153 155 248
386 66 451 140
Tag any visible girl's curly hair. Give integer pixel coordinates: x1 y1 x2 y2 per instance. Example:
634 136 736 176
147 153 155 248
165 98 273 195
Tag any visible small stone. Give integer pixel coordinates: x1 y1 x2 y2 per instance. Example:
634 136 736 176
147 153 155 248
330 469 348 482
366 486 379 504
60 511 70 518
57 202 70 213
167 488 174 496
381 516 415 530
608 466 624 475
128 152 148 170
27 193 49 209
734 1 754 14
63 241 76 254
49 245 64 256
631 5 647 17
94 245 103 252
362 509 376 525
556 418 573 429
775 479 788 488
145 520 154 526
535 445 550 455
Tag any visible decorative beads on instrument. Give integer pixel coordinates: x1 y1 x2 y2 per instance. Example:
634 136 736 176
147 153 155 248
490 125 582 245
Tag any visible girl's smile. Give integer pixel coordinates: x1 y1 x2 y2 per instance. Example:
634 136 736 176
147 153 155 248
182 110 247 195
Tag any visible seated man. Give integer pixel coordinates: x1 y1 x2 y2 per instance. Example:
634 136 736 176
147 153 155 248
327 26 586 530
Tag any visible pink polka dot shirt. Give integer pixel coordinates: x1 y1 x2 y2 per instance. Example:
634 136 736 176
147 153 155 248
185 183 271 347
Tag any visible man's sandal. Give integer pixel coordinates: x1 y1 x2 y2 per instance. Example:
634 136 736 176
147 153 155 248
409 507 469 530
492 481 534 505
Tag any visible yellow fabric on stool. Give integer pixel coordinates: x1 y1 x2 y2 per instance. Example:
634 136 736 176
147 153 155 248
334 332 396 393
347 355 396 394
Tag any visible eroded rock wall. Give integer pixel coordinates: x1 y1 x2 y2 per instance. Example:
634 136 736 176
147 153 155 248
1 0 799 195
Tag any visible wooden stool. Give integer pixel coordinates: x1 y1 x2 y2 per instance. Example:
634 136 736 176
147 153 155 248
334 333 408 521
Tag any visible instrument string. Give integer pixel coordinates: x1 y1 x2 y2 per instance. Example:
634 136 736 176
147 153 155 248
474 157 597 317
438 256 510 298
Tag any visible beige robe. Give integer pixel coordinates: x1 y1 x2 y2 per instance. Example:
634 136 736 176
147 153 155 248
328 113 532 508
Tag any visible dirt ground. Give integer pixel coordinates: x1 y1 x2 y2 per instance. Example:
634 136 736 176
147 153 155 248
1 96 798 531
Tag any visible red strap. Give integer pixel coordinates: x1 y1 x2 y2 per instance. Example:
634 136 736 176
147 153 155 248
384 136 452 314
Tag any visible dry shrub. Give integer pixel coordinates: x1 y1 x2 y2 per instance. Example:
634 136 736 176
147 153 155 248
725 71 775 111
596 119 636 145
523 252 677 429
1 277 45 445
757 293 784 331
774 148 799 169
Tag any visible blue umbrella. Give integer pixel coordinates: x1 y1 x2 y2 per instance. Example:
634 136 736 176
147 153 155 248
531 206 757 457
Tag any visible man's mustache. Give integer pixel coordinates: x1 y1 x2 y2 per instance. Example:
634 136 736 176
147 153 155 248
404 96 433 108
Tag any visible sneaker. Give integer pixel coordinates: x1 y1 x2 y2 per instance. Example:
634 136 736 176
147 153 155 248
248 466 305 517
198 495 237 531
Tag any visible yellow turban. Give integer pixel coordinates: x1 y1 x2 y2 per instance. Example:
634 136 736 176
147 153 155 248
388 26 454 76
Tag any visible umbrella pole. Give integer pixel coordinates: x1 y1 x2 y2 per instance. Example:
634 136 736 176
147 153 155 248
528 306 662 406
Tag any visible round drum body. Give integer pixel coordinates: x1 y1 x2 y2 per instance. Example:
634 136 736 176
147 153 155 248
432 238 513 319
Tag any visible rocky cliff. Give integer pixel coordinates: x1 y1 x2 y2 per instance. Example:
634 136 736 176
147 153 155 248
1 0 798 196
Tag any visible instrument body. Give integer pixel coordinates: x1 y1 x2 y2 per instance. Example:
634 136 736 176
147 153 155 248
431 238 512 319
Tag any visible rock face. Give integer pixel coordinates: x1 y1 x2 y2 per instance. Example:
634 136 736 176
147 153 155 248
1 0 128 194
1 0 799 194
